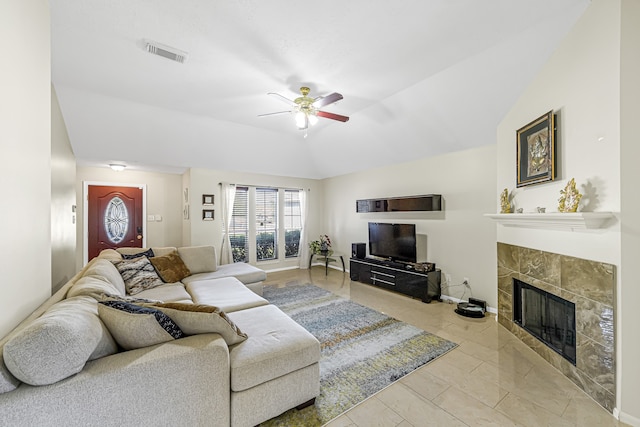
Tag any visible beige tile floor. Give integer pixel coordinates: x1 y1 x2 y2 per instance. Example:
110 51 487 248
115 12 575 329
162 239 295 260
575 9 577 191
262 267 627 427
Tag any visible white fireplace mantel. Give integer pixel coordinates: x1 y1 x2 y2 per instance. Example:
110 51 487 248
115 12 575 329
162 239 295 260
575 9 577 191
484 212 615 231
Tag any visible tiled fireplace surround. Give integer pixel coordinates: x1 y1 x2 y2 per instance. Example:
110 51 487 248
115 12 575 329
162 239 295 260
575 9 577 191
497 243 615 412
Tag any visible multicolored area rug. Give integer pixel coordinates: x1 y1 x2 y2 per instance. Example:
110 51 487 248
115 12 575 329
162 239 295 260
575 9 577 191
260 284 457 426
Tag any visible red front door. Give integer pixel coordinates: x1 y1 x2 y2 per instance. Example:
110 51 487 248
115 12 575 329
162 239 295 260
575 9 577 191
88 185 144 261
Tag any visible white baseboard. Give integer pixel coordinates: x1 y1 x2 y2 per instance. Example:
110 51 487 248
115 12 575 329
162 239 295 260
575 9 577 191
619 408 640 426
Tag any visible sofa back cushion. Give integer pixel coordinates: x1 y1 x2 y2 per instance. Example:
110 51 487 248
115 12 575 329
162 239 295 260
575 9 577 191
178 246 217 274
0 353 20 394
2 296 117 386
67 275 123 300
82 258 126 295
97 248 123 263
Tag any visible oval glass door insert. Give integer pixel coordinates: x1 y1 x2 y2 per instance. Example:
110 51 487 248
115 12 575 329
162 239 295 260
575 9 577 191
104 196 129 243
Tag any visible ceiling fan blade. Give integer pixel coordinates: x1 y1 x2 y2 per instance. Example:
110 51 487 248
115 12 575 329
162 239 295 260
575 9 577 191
257 110 291 117
317 111 350 122
312 92 343 108
267 92 296 107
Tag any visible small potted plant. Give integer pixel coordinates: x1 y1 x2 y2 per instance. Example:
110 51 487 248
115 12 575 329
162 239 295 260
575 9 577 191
309 234 332 255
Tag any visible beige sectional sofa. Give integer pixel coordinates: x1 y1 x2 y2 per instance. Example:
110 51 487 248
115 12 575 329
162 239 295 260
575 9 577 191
0 246 320 427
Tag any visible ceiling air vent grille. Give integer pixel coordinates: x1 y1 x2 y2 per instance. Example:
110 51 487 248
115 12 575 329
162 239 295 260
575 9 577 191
144 40 188 64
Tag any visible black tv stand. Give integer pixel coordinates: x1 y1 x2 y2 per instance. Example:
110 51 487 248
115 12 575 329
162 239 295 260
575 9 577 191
349 257 441 303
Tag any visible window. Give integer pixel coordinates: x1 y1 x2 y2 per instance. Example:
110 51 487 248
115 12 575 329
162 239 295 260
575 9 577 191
284 190 302 258
227 186 302 263
256 188 278 261
229 187 248 263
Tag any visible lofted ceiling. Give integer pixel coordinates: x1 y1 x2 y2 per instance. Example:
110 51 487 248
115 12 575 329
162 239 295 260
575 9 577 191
51 0 589 179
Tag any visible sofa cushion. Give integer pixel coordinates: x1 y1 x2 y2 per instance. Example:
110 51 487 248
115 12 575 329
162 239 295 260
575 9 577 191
116 256 164 295
182 262 266 286
148 302 247 345
2 296 118 386
97 248 123 263
133 283 193 303
178 246 217 274
98 300 184 350
67 275 123 300
186 277 268 313
149 252 191 283
227 304 321 392
82 258 126 295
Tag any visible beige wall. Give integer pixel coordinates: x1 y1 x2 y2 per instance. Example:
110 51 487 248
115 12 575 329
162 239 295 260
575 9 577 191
323 145 498 308
497 0 621 264
75 167 183 269
51 85 77 293
497 0 639 422
619 0 640 423
0 0 51 338
186 168 323 270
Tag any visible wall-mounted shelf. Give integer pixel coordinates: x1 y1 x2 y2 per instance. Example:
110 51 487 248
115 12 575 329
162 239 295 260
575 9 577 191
484 212 615 231
356 194 442 213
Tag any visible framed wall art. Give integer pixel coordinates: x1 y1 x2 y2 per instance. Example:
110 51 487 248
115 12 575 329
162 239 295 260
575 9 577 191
516 110 556 187
202 209 214 221
202 194 214 206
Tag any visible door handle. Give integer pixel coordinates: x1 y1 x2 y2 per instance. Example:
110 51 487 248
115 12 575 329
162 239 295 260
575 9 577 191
136 226 143 240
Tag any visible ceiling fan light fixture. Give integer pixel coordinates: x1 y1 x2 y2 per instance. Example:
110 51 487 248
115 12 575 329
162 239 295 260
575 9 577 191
295 112 307 129
308 113 319 126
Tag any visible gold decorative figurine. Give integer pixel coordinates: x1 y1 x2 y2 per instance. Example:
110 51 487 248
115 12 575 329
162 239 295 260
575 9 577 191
500 188 512 213
558 178 582 212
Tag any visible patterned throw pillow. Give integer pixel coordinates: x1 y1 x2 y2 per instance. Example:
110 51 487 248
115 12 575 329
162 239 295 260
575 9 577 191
149 252 191 283
97 300 184 350
147 302 248 345
121 248 155 260
115 257 164 295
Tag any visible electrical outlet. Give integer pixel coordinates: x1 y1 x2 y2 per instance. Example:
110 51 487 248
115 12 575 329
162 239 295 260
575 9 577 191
463 277 470 286
445 274 452 284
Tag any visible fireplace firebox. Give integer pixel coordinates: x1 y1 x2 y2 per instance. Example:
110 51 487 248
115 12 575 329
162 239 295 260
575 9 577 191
513 278 576 365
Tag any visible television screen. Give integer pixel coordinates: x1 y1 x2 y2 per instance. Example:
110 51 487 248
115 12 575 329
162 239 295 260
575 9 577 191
368 222 416 263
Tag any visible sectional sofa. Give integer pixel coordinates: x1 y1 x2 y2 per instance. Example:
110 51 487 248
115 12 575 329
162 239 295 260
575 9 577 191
0 246 320 427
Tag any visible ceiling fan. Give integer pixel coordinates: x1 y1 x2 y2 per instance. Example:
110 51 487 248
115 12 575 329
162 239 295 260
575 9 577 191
258 86 349 134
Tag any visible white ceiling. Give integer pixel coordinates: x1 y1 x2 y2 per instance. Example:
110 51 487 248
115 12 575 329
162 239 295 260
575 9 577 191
51 0 589 179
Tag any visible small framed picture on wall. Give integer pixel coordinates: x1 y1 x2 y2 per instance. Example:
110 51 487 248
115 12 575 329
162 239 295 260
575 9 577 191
202 194 214 206
202 209 214 221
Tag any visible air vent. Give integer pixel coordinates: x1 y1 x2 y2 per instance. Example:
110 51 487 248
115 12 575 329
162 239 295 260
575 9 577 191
143 40 188 64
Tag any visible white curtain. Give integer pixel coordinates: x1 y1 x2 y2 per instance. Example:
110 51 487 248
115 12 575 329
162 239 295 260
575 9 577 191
220 183 236 265
298 189 310 269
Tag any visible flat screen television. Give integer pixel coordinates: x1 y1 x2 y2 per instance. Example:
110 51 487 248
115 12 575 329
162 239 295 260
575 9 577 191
368 222 416 263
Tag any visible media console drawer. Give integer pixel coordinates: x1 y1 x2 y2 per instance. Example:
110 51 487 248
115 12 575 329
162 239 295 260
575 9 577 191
350 258 441 303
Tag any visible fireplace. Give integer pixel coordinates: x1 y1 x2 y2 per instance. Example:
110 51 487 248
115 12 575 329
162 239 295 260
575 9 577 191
513 278 576 365
497 243 615 413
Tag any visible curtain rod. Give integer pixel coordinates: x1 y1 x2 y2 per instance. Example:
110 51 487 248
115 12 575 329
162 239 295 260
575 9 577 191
218 182 307 191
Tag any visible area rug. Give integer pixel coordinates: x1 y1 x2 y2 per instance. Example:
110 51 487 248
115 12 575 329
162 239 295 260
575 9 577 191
259 284 457 426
